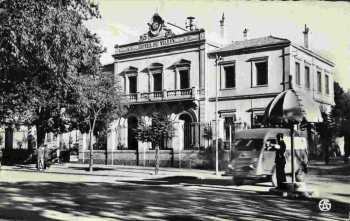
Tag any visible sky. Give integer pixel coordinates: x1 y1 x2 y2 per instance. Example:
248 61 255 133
86 0 350 90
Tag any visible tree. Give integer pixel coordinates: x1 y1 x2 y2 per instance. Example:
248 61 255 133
318 112 336 164
0 0 103 147
331 82 350 163
69 71 125 172
134 112 175 174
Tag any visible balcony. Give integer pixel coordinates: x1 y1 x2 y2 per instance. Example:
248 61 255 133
125 87 202 104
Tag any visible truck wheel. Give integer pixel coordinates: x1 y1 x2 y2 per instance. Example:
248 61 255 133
232 176 244 185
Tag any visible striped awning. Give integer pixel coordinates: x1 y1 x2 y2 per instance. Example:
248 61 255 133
264 89 323 123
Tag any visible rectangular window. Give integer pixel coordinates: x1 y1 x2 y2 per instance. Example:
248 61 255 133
153 73 162 91
224 65 235 88
317 71 322 93
325 75 329 94
255 61 268 85
305 66 310 89
295 62 300 85
253 113 264 128
179 70 189 89
129 76 137 93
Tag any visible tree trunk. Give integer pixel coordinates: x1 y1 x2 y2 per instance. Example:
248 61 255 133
89 129 93 172
36 124 46 148
36 123 46 171
155 145 159 175
89 117 97 172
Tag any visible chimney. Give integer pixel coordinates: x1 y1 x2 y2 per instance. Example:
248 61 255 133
243 28 248 40
303 24 310 48
219 13 225 41
186 16 196 31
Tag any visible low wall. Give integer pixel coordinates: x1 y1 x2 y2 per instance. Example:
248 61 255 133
78 148 232 170
79 150 108 165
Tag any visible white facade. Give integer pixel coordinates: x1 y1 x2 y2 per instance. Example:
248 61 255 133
105 14 335 166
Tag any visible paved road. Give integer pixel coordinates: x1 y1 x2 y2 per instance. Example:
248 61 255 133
0 168 348 221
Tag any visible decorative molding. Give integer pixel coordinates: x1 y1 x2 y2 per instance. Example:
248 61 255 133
218 109 236 114
219 60 235 66
139 13 175 42
246 107 265 112
246 56 268 62
208 43 289 58
113 30 205 59
168 59 191 69
120 66 138 75
208 92 279 102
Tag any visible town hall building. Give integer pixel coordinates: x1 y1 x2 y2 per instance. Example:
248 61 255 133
99 13 334 167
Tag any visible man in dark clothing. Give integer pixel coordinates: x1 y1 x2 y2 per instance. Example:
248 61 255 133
275 133 287 189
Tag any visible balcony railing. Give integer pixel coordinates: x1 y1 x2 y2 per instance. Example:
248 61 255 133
124 87 200 103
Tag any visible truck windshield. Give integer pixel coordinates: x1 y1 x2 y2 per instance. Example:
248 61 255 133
234 139 263 151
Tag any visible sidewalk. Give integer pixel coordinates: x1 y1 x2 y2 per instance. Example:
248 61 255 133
305 160 350 204
2 163 223 181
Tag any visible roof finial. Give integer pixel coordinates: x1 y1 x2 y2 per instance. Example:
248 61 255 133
220 12 225 44
220 13 225 27
243 28 248 40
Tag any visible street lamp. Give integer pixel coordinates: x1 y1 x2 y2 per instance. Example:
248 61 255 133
215 55 222 176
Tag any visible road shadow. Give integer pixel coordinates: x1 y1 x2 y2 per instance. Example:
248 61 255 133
120 175 271 187
68 166 116 172
0 181 347 221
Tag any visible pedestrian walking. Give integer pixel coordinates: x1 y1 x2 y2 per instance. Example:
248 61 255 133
274 133 287 189
44 145 51 169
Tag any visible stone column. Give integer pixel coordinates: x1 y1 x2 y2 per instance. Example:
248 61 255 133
199 45 206 90
175 69 179 90
125 76 129 93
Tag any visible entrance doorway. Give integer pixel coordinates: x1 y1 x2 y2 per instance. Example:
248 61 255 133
127 116 138 150
179 113 192 149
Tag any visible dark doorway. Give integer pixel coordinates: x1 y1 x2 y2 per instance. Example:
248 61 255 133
179 114 192 149
127 117 138 150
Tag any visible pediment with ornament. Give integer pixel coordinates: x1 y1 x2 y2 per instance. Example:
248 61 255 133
139 13 175 42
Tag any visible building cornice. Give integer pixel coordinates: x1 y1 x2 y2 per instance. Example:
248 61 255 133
207 43 290 58
113 29 205 59
291 44 335 67
208 92 280 102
